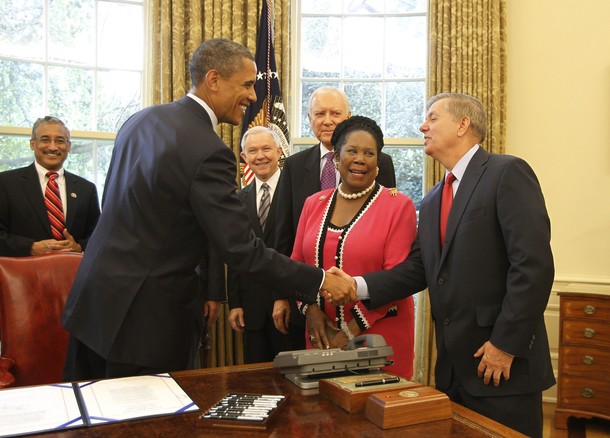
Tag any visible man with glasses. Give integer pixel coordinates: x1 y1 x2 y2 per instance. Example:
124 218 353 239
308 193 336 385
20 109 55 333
0 116 100 256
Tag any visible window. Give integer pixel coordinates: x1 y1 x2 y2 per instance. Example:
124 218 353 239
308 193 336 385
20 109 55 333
292 0 427 208
0 0 146 197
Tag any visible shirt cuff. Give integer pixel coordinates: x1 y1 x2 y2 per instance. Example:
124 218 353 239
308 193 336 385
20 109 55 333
319 269 325 291
355 276 370 300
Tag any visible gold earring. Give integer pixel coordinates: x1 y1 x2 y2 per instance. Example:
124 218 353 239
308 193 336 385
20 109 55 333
376 167 379 176
335 162 339 170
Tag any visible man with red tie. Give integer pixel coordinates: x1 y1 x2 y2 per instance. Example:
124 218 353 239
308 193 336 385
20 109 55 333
0 116 100 256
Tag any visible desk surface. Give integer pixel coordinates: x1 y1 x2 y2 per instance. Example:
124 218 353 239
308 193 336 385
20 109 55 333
29 363 525 437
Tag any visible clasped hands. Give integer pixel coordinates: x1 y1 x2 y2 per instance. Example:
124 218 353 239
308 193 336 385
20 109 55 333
320 266 357 306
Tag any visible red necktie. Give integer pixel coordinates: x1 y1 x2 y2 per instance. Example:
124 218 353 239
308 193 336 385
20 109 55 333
439 173 456 246
45 171 65 240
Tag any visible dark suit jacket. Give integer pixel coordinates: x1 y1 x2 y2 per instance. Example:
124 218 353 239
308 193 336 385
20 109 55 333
227 178 286 330
61 96 323 371
363 148 556 397
0 163 100 256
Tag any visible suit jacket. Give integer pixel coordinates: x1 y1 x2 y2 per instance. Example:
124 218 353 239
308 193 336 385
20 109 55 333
227 178 286 330
363 147 556 397
61 96 323 371
0 163 100 256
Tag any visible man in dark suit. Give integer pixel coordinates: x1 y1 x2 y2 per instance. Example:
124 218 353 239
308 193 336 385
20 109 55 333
326 93 555 437
61 38 352 381
227 126 296 362
0 116 100 256
273 86 397 347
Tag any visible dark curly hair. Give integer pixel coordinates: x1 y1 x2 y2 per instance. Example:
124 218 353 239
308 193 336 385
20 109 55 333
330 115 384 158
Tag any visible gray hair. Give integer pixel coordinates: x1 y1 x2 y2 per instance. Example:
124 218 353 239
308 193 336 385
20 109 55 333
241 126 282 150
31 116 70 141
307 86 351 116
189 38 254 87
427 93 487 142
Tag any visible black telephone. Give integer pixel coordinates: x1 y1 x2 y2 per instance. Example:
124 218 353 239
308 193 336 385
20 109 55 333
272 334 394 389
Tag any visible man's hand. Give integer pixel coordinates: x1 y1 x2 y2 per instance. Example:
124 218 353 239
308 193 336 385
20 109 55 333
474 340 514 386
321 267 356 305
30 228 82 255
305 305 338 350
204 300 221 327
272 299 291 334
228 307 245 332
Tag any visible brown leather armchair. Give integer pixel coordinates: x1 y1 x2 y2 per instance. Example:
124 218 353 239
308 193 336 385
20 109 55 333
0 252 82 388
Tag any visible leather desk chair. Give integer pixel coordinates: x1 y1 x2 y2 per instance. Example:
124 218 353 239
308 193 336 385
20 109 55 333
0 252 82 388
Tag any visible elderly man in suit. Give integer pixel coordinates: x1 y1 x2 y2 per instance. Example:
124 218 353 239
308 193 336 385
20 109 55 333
273 86 397 346
0 116 100 256
325 93 555 437
227 126 298 362
61 38 353 381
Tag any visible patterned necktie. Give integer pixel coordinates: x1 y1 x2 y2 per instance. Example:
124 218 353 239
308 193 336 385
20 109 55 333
258 183 270 231
45 171 65 240
439 173 456 246
320 151 336 190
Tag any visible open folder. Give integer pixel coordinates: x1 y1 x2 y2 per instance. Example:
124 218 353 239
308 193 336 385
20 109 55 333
0 373 199 437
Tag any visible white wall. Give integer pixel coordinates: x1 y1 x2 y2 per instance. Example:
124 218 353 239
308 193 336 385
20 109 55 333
506 0 610 402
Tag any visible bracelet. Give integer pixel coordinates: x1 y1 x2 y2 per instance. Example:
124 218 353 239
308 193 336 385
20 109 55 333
340 321 354 341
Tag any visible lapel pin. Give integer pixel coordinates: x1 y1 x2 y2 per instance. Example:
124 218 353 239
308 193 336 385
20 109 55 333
70 192 77 198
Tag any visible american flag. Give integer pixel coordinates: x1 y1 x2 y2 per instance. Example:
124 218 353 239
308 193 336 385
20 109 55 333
240 0 290 187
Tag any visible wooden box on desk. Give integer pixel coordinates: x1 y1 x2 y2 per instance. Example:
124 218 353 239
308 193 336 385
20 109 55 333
364 386 452 429
319 373 421 413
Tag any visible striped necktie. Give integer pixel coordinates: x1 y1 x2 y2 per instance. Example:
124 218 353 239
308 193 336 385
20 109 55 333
45 171 65 240
258 183 270 231
320 151 336 190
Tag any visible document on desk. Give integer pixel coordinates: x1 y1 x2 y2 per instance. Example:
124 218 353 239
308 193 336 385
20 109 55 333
0 383 84 437
0 373 199 437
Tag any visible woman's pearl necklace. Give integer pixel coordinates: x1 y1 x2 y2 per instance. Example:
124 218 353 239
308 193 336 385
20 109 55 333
337 181 376 200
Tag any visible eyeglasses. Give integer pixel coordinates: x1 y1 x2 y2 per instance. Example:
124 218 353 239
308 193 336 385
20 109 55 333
36 136 69 146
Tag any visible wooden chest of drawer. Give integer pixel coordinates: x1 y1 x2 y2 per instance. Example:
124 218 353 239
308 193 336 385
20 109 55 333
555 292 610 429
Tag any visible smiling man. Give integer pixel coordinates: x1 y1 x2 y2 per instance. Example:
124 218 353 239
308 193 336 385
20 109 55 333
61 38 354 381
0 116 100 256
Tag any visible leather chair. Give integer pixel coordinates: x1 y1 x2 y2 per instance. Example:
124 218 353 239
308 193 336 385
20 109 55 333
0 252 82 388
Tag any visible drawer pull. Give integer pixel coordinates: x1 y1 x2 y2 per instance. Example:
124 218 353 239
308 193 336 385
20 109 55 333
583 328 595 338
581 388 594 398
582 355 595 365
583 305 596 315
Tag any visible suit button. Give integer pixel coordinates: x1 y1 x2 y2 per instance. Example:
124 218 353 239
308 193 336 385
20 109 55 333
438 278 445 285
443 318 450 326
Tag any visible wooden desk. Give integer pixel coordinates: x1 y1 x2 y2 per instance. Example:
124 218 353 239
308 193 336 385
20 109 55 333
27 363 525 437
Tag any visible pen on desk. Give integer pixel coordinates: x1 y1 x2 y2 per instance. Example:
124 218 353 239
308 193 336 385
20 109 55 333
355 376 401 387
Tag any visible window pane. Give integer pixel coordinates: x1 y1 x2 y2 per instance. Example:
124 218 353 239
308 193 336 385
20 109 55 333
66 138 114 197
0 0 44 60
301 17 341 78
0 135 31 171
98 1 143 70
301 0 341 14
344 82 382 123
385 16 426 78
343 17 383 79
48 65 94 130
344 0 385 13
48 0 95 64
0 60 44 126
384 146 425 209
385 81 425 137
97 70 142 131
385 0 427 13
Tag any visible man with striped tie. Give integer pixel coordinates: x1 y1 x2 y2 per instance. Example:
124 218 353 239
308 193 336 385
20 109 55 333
0 116 100 256
227 126 297 363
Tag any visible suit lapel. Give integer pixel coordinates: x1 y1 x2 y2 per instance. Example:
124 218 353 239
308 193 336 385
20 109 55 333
20 165 50 232
441 148 489 264
304 145 322 194
64 171 79 230
242 183 263 236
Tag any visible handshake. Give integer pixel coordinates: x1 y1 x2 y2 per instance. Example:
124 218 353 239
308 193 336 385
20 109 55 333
320 267 358 306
